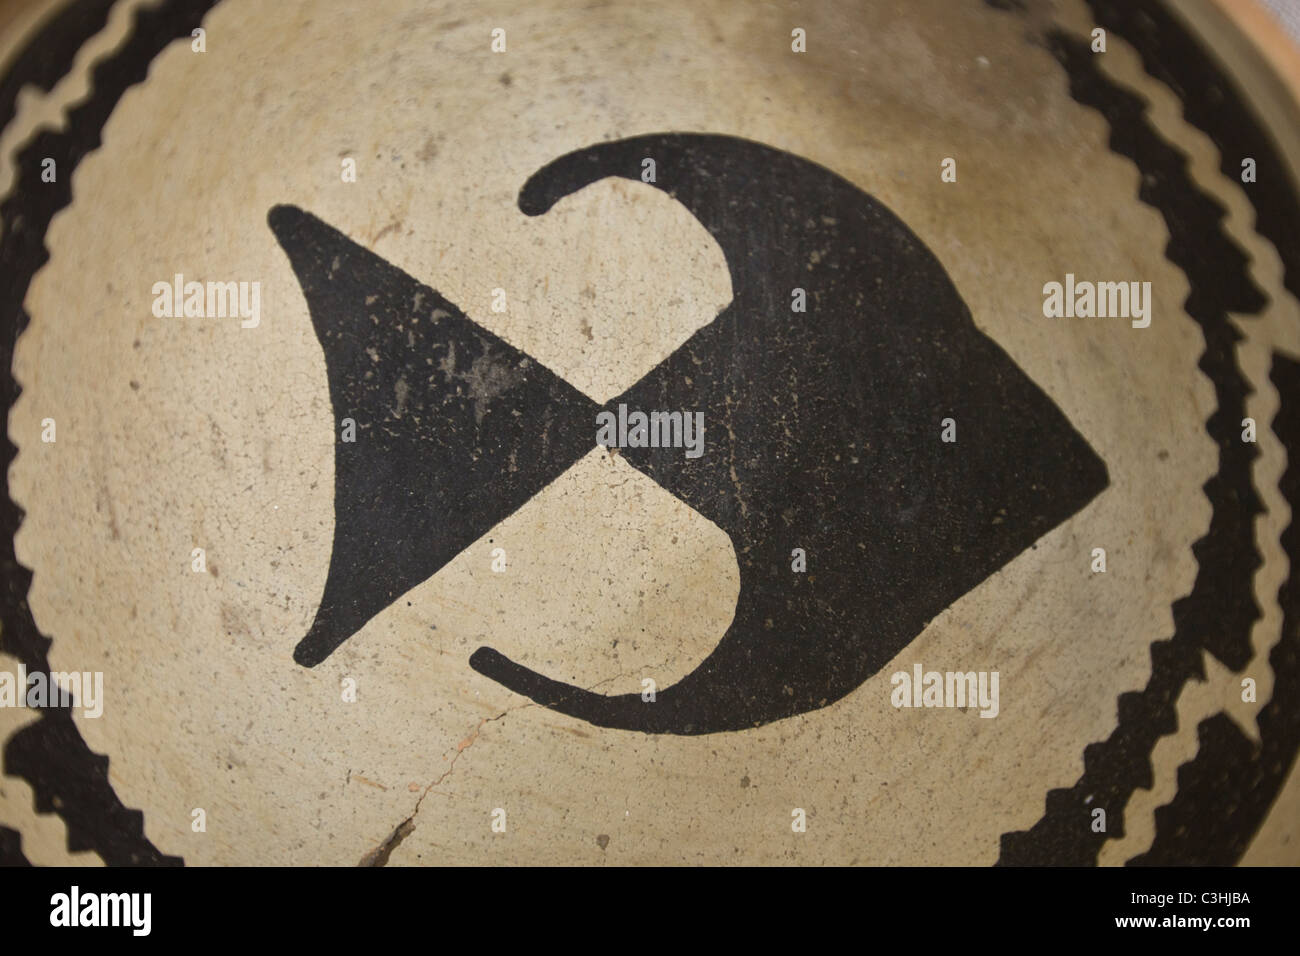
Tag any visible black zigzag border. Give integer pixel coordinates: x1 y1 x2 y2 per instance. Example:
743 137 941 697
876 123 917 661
994 1 1300 865
0 0 220 867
